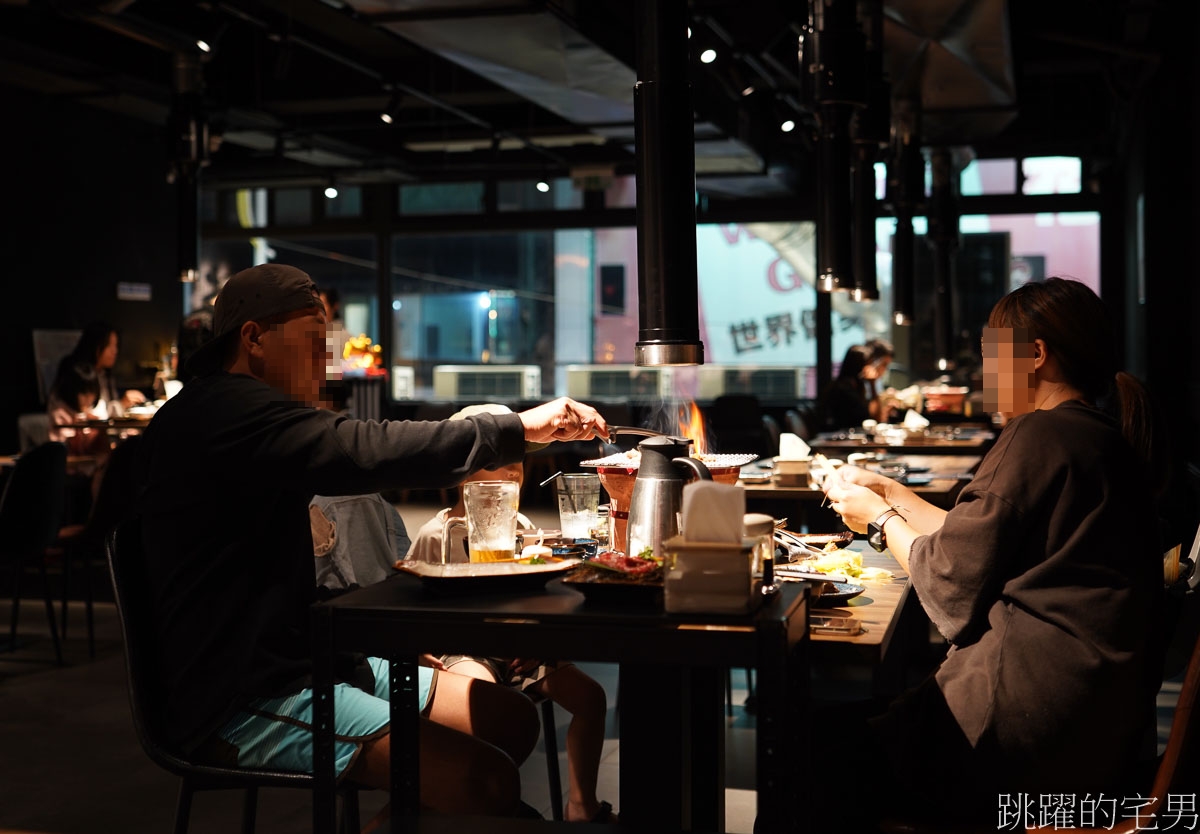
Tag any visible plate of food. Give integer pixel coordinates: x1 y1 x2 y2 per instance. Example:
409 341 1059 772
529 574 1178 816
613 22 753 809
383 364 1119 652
395 558 580 594
561 551 664 605
810 581 867 607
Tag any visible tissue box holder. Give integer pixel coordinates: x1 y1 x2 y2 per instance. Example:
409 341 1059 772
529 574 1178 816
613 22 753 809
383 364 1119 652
773 457 811 487
663 535 755 614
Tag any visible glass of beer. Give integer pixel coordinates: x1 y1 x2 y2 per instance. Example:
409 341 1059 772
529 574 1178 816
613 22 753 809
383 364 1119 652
462 480 520 563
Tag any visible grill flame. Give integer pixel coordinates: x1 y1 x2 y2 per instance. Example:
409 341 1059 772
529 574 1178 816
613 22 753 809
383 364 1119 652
678 402 707 455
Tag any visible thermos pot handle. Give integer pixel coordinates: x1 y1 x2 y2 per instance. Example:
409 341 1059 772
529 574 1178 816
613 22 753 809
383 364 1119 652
671 457 712 481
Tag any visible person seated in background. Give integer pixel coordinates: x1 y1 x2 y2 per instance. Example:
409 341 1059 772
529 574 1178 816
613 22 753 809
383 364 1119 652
48 321 145 420
406 403 617 824
136 264 609 823
816 344 874 432
46 359 110 458
822 277 1167 827
862 337 900 421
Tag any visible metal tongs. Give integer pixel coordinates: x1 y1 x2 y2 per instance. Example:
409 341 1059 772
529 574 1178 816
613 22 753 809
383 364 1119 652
605 426 668 443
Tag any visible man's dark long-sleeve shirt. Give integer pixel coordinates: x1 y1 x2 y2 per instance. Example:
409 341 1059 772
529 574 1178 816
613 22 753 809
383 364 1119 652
136 372 525 750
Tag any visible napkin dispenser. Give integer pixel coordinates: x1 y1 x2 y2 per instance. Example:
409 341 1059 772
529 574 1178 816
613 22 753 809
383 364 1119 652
662 535 756 613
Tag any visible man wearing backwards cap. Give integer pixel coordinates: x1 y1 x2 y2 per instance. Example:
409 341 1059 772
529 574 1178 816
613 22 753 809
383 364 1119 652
137 263 607 819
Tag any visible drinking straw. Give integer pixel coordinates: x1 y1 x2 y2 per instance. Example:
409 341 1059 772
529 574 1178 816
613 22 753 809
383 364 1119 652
540 470 578 513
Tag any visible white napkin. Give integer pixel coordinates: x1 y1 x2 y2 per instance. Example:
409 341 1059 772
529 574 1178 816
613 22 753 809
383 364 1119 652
902 409 930 430
778 432 811 460
681 481 745 543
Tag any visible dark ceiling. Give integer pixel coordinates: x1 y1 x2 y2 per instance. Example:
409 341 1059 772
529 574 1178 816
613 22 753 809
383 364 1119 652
0 0 1171 199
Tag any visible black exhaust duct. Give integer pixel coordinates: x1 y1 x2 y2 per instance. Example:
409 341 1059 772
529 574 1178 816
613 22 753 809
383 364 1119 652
633 0 703 367
887 99 922 326
806 0 866 294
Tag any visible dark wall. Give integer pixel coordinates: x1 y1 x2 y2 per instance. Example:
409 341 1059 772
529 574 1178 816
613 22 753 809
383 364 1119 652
2 85 182 452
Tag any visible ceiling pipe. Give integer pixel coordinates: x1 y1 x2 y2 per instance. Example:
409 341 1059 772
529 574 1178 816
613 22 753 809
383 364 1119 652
632 0 703 367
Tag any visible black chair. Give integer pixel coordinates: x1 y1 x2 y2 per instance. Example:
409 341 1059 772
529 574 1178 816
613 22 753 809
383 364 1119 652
54 434 144 659
105 520 360 834
2 440 68 665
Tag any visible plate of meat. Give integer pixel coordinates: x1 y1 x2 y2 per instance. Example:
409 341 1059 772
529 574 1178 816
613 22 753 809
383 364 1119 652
561 551 665 605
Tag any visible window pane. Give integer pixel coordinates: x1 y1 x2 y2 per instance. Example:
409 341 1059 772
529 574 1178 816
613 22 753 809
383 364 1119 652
1022 156 1082 195
273 188 312 225
324 185 362 218
497 179 583 211
399 182 484 215
960 158 1017 196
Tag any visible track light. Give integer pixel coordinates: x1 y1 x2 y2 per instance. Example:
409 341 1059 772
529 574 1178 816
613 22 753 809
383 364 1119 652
379 92 400 126
780 119 796 133
700 48 717 64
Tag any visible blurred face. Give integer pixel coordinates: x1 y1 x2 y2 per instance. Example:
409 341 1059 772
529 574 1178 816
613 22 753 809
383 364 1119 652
255 307 328 405
863 356 891 381
97 333 118 369
982 326 1037 416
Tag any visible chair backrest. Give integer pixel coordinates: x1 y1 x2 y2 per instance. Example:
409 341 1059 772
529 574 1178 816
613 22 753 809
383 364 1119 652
0 441 67 556
1155 623 1200 800
105 519 192 775
17 413 51 452
82 435 144 548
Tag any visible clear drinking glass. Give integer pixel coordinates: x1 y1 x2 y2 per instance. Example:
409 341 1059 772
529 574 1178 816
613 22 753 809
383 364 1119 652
556 473 602 539
442 480 520 563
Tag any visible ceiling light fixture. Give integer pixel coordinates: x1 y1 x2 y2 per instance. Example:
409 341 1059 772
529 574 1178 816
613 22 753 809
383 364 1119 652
700 48 717 64
196 40 211 53
324 185 338 199
380 91 400 126
780 119 796 133
536 180 550 193
742 85 755 97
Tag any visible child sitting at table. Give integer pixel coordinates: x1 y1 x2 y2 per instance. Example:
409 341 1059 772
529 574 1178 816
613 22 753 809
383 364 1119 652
405 404 617 824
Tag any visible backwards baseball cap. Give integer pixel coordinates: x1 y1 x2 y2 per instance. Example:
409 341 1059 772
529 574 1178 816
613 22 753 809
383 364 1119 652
450 403 550 453
186 263 325 376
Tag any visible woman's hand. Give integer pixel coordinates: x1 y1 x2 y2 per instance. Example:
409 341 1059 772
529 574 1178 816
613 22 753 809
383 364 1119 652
121 389 146 408
823 468 893 534
519 397 609 444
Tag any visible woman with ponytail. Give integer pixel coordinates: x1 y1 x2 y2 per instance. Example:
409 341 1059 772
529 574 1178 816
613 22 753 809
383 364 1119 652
823 278 1166 824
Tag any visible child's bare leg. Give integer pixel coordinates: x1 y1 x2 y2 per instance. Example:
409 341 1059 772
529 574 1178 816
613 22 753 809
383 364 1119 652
427 667 539 766
530 665 611 821
347 717 521 821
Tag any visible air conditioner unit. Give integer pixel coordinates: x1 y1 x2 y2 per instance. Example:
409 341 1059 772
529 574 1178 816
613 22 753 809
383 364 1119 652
565 364 675 400
390 366 416 400
695 365 806 400
432 365 541 401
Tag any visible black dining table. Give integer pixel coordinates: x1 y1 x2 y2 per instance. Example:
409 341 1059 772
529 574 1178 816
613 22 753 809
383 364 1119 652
312 572 811 833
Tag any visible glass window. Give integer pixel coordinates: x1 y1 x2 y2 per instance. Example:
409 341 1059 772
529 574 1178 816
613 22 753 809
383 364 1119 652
604 175 637 208
399 182 484 215
497 178 583 211
874 211 1100 380
324 185 362 218
273 188 312 226
960 158 1017 196
224 188 268 229
391 231 556 397
1022 156 1082 195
